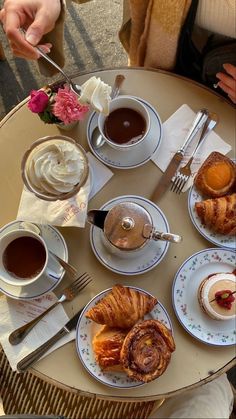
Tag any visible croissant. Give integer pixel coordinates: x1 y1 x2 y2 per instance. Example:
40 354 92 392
120 319 175 383
92 325 127 371
195 193 236 236
85 284 157 329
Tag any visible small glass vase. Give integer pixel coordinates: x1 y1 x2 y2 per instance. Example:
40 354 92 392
56 120 78 131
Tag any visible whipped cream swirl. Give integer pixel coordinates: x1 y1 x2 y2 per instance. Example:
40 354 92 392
26 140 86 195
79 76 112 115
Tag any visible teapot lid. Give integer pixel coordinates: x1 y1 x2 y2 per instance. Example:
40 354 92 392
103 201 152 250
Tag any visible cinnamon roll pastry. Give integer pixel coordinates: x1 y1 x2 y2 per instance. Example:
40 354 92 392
92 325 127 371
85 285 157 329
195 193 236 236
194 152 236 198
120 319 175 383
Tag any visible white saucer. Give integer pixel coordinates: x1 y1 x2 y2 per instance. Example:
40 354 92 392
87 97 162 169
188 186 235 250
90 195 170 275
76 286 172 389
172 248 236 346
0 220 68 300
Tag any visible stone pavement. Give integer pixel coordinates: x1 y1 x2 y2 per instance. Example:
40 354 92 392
0 0 127 120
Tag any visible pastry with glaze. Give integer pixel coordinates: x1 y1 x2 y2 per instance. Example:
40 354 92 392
85 284 157 329
120 319 175 383
195 193 236 236
194 152 236 198
198 272 236 321
92 325 127 371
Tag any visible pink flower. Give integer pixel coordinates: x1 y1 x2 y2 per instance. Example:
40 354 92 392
28 90 49 113
53 86 89 124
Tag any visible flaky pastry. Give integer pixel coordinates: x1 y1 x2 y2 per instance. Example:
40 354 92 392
120 319 175 383
92 325 127 371
195 193 236 236
194 152 236 198
85 284 157 329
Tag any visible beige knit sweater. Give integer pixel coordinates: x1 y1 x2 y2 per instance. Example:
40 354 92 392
39 0 236 76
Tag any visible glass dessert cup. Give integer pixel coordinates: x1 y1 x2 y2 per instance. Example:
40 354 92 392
21 135 89 201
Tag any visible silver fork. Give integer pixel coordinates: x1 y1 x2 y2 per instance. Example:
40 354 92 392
8 272 92 345
171 113 218 194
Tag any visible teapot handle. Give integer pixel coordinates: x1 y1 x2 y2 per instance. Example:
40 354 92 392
143 224 182 244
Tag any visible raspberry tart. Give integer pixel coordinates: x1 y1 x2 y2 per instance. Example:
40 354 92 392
198 272 236 321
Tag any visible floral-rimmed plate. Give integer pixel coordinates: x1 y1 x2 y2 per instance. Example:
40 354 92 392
188 185 235 250
0 220 68 300
172 248 236 346
76 286 172 388
87 97 162 169
90 195 170 276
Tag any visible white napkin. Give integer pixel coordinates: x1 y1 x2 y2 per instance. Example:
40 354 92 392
17 152 113 227
0 293 76 372
151 104 232 191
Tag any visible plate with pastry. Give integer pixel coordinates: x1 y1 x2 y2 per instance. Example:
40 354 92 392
172 247 236 346
76 284 175 388
188 152 236 249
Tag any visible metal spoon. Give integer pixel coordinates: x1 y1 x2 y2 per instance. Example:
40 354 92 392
91 74 125 149
19 222 78 279
21 28 81 96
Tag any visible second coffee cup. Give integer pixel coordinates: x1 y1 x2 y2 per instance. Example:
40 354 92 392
98 96 150 151
0 228 48 287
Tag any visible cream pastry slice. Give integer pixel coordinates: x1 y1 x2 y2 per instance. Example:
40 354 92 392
198 272 236 321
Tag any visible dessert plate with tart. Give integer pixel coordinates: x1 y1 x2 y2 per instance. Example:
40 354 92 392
87 97 162 169
89 196 170 275
76 285 173 388
0 220 68 300
172 248 236 346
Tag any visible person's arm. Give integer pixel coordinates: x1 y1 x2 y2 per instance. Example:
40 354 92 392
0 0 62 59
216 63 236 104
0 0 91 75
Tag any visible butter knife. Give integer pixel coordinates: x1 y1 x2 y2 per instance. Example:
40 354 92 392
17 308 83 373
151 108 209 202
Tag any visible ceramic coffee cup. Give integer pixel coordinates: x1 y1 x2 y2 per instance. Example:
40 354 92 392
0 228 49 287
97 96 150 151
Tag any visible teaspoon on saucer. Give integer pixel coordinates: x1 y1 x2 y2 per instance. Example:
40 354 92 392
91 74 125 149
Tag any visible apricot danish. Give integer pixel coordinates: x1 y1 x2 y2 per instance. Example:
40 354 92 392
194 152 236 198
120 319 175 383
85 284 157 329
195 193 236 236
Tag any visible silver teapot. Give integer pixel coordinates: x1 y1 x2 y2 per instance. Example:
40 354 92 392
87 201 182 255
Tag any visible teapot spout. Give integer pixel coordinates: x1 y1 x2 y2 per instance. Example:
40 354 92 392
87 209 109 230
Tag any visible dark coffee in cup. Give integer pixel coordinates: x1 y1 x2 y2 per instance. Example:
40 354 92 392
3 236 46 279
104 107 146 145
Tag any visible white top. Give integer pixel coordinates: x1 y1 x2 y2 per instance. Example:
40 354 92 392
196 0 236 38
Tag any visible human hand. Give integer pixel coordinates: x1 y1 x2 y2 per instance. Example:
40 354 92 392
0 0 61 59
216 63 236 104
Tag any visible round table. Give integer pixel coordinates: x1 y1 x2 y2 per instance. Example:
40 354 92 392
0 67 235 401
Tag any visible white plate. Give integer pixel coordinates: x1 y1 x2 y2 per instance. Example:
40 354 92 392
0 220 68 300
188 185 235 250
76 286 172 388
90 195 170 275
87 97 162 169
172 248 236 346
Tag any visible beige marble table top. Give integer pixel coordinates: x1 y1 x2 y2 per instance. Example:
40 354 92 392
0 67 235 401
